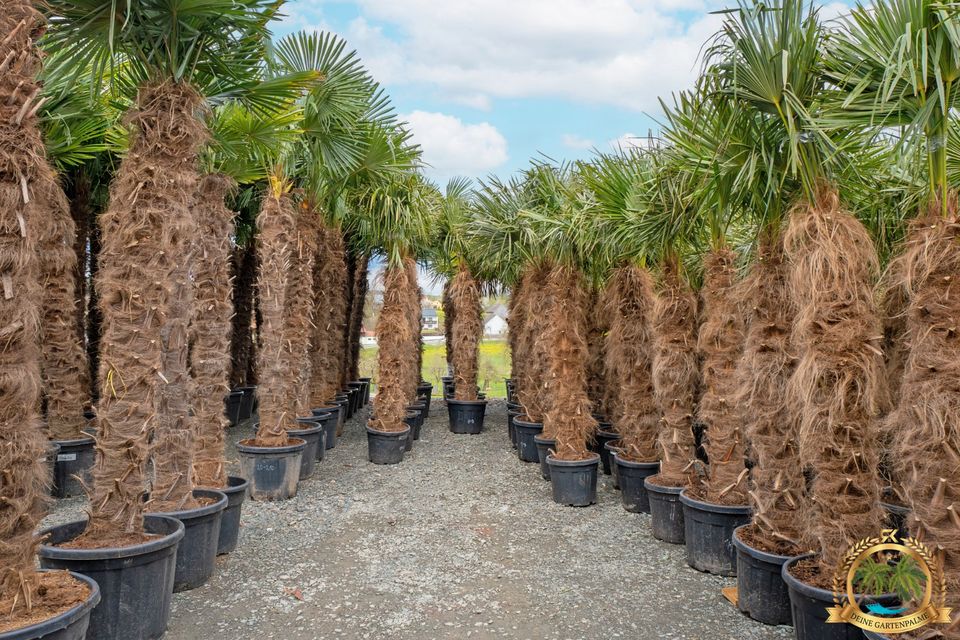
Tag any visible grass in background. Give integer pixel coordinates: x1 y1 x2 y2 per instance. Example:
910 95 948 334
358 339 511 398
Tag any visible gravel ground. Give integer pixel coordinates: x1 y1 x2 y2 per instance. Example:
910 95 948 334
45 399 794 640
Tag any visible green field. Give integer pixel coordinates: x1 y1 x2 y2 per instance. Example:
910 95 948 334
358 339 511 398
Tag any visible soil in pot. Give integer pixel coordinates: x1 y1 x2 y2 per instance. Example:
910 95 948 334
237 438 306 501
0 571 99 640
447 399 487 435
644 474 685 544
287 420 324 480
547 453 600 507
513 417 543 463
149 488 228 592
51 436 95 499
615 454 659 513
38 515 185 640
732 524 795 626
367 426 409 465
679 489 751 576
533 435 555 480
213 475 249 556
595 429 620 475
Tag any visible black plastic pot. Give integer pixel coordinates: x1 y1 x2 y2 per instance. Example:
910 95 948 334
332 398 349 428
51 436 95 499
595 430 620 475
237 438 305 501
513 418 543 462
367 426 409 465
287 420 325 480
606 441 622 490
237 386 256 421
447 399 487 434
0 571 100 640
547 453 600 507
348 381 365 409
533 435 555 480
358 377 372 405
151 488 227 592
311 406 340 450
645 476 685 544
406 403 426 440
402 410 419 452
214 475 249 556
679 489 751 576
732 525 793 626
45 442 59 488
336 391 353 419
224 390 243 426
507 411 520 449
38 514 184 640
615 455 659 513
783 554 897 640
416 383 433 415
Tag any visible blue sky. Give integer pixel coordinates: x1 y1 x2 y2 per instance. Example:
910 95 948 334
274 0 853 185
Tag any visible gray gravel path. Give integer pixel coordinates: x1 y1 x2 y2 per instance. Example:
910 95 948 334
46 399 793 640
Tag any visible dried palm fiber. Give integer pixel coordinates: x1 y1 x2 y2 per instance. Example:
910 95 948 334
696 248 749 504
278 202 319 428
734 235 806 550
889 199 960 634
369 263 414 432
326 229 350 399
783 185 886 579
651 257 699 487
403 257 423 400
542 265 597 457
36 142 89 440
68 170 91 345
516 262 553 423
341 249 356 381
251 192 297 447
442 280 455 372
0 0 54 612
506 269 529 382
85 220 102 401
877 257 909 500
306 227 343 408
149 145 202 513
346 253 369 381
585 286 608 417
606 265 659 462
190 174 236 489
451 263 482 401
597 281 621 420
230 242 258 388
85 80 207 536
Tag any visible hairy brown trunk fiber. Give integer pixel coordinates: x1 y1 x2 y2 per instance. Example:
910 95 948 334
86 212 102 402
735 236 806 551
369 263 414 432
251 193 297 446
306 227 347 413
404 258 422 399
347 253 369 381
190 175 236 489
542 266 597 456
442 280 455 373
230 242 257 388
87 81 207 535
585 287 608 416
328 231 349 396
68 171 90 345
507 270 529 382
651 258 699 487
451 264 482 401
281 204 319 425
341 249 356 381
0 0 54 611
784 186 886 579
890 201 960 630
516 263 553 423
37 144 89 440
698 248 748 504
606 265 659 461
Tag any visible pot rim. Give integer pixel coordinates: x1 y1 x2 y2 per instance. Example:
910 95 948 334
287 422 324 436
533 434 556 445
545 452 601 467
49 435 96 447
643 476 685 494
38 514 185 560
680 488 751 515
366 426 411 438
513 418 543 429
612 453 659 470
237 437 306 454
445 399 488 406
731 524 794 564
0 570 102 640
150 488 227 520
596 429 620 439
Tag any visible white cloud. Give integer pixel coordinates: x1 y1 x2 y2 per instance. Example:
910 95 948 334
400 111 508 180
562 134 595 150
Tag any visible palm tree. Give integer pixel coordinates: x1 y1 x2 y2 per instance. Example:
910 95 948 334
825 0 960 617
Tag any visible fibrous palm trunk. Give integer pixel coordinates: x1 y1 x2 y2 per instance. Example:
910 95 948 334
252 193 297 446
346 253 369 382
404 258 422 400
651 258 699 486
442 280 455 373
516 263 552 423
68 169 91 346
88 81 207 536
328 230 350 399
306 227 347 414
542 265 597 456
606 265 658 461
281 205 319 425
698 248 748 504
230 242 257 388
86 212 102 402
585 286 608 418
451 264 482 401
190 175 236 489
369 263 414 432
890 200 960 631
507 269 529 384
735 235 806 551
0 0 55 612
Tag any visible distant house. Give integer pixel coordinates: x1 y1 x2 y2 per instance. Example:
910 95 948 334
421 306 439 331
484 303 509 336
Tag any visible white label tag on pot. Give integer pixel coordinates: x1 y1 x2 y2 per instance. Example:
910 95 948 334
57 453 77 462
